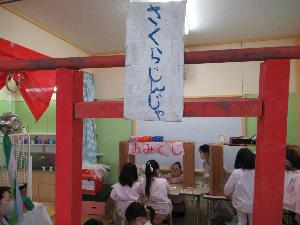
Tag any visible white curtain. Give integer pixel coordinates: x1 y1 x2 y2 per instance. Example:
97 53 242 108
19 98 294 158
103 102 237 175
82 72 97 164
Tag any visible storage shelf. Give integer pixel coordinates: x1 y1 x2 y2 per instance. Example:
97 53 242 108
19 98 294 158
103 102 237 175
30 144 56 146
223 143 256 146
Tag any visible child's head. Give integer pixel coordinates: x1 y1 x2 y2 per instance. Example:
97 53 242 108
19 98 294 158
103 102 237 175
83 219 103 225
119 163 138 187
0 186 14 216
170 162 182 177
125 202 155 225
199 144 209 160
286 147 300 171
0 187 10 203
145 160 160 196
234 148 255 170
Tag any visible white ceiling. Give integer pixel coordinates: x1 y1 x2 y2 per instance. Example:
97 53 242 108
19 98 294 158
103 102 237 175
5 0 300 55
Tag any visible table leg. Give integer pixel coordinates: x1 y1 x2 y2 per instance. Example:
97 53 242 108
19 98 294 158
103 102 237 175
196 196 200 225
207 199 211 225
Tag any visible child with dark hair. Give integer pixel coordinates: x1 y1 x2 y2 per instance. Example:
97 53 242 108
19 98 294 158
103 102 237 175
83 218 103 225
140 160 171 220
283 147 300 225
199 144 210 179
125 202 155 225
162 162 185 216
0 186 13 225
111 163 141 218
224 148 255 225
163 162 183 184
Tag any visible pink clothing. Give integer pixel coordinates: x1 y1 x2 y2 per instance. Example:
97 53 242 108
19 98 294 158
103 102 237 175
144 221 153 225
140 177 172 215
163 173 183 184
110 182 141 217
224 169 255 214
283 170 300 214
203 160 209 178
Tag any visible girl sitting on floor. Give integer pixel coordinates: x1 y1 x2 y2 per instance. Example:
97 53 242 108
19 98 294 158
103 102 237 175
224 148 255 225
111 163 142 218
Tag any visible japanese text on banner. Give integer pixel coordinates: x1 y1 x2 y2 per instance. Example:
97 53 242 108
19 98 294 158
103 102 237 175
128 142 184 157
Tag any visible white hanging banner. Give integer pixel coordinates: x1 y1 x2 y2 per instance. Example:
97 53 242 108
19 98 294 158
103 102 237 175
124 1 186 121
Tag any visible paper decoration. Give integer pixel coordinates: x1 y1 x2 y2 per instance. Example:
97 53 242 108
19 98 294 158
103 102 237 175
124 2 186 121
128 142 184 156
0 38 56 121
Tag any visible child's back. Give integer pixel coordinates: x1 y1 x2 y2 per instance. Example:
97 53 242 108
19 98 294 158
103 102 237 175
284 170 300 213
224 168 255 213
142 160 172 216
141 177 171 214
110 163 141 217
111 182 141 215
224 148 256 225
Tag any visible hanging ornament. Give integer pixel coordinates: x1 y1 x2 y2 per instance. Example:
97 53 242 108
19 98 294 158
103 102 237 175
1 113 24 224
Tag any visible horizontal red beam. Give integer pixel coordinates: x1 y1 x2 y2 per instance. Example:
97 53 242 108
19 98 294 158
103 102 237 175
75 98 262 118
0 46 300 71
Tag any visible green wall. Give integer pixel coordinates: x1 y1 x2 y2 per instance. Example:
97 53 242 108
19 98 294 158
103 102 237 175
1 91 297 185
246 92 297 145
0 100 15 115
15 101 56 133
7 100 133 184
96 119 132 184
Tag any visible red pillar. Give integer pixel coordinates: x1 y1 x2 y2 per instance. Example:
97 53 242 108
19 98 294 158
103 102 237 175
56 69 83 225
253 60 290 225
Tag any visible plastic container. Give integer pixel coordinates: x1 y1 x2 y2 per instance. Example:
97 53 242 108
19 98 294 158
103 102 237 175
137 136 152 142
34 136 41 144
151 136 164 142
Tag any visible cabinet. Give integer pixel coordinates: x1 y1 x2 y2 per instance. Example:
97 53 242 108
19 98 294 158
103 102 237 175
32 171 55 202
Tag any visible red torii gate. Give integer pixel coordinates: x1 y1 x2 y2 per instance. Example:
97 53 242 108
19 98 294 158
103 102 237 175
0 46 300 225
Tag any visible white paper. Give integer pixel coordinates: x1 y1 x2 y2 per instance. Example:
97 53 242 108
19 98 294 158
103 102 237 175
124 2 186 121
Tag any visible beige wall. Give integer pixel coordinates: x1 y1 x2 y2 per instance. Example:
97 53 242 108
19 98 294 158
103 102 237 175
0 6 89 101
0 7 88 58
94 38 298 99
0 7 298 101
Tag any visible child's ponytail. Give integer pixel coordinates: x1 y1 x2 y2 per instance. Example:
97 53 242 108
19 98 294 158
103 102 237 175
145 160 160 197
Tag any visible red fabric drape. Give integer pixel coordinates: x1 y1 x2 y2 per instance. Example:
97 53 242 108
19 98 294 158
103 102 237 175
0 38 56 121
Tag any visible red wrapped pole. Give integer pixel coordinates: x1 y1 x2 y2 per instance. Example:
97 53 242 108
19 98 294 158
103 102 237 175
0 46 300 71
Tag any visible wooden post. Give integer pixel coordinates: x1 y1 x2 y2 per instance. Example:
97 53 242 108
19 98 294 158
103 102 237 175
56 69 83 225
253 60 290 225
183 142 195 188
119 141 135 174
209 144 224 196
